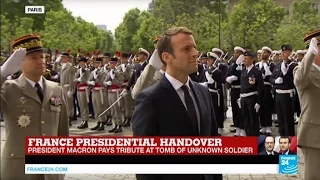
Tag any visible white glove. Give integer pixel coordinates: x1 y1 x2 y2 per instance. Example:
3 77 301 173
88 81 95 86
51 74 59 79
55 55 62 63
237 98 241 108
0 48 26 77
254 103 260 113
226 75 238 84
308 37 318 55
263 63 272 76
148 49 162 71
120 89 128 96
67 91 73 98
236 55 244 65
275 77 283 84
109 70 115 79
106 81 112 86
205 71 214 84
77 77 81 82
199 82 208 87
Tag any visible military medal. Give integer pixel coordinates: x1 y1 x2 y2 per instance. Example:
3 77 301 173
17 114 31 128
249 76 256 84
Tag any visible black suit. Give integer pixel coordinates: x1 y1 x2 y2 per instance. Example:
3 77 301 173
132 75 221 180
259 150 279 155
281 150 296 155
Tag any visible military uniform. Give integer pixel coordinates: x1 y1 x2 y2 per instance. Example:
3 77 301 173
88 57 108 130
240 51 265 136
118 53 134 127
102 53 112 125
74 57 91 129
105 57 124 133
0 34 68 180
270 45 298 136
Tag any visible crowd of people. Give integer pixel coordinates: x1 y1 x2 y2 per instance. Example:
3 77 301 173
0 27 319 180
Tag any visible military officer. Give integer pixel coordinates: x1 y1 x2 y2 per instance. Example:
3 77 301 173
0 34 68 180
118 52 134 127
240 51 264 136
54 51 76 126
270 44 298 136
104 57 124 133
88 57 108 131
294 30 320 180
204 52 225 135
74 57 91 129
226 46 245 136
256 46 275 135
102 52 112 124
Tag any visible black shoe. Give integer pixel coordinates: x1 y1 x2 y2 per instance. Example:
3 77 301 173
90 122 101 130
122 118 131 127
230 124 235 127
77 121 88 129
97 122 106 131
106 116 113 126
266 132 272 136
108 126 118 133
114 126 122 133
259 132 266 135
230 129 236 133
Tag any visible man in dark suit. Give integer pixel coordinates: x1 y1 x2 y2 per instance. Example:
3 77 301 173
132 27 221 180
259 136 279 155
279 136 296 155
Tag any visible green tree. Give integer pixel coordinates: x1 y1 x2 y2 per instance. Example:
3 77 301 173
15 17 34 37
0 15 12 52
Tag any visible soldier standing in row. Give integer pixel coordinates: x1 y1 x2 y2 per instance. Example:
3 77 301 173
105 57 124 133
0 34 68 180
256 46 275 135
74 57 91 129
270 45 298 136
54 52 76 126
240 51 264 136
119 53 134 127
102 52 112 125
226 46 245 136
89 57 108 131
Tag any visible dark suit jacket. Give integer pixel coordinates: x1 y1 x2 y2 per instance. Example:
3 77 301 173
132 76 221 180
190 64 205 82
259 150 279 155
281 150 296 155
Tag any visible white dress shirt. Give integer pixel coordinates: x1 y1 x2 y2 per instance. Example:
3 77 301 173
313 63 320 72
246 64 254 73
165 73 200 131
25 76 44 89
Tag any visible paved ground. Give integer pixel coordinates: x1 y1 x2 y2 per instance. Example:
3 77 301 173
0 109 304 180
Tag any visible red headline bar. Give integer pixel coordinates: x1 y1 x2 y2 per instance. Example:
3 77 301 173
25 137 258 155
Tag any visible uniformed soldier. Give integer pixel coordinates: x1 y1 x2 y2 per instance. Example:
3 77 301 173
118 52 134 127
88 57 108 130
102 52 112 125
204 52 225 135
226 46 245 136
54 51 76 126
240 51 264 136
74 57 91 129
256 46 275 135
270 50 281 123
270 44 298 136
257 49 262 62
0 34 68 180
125 48 149 92
212 48 229 119
104 57 124 133
295 50 306 62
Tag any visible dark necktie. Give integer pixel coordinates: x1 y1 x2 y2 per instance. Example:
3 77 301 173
181 85 199 132
35 83 43 102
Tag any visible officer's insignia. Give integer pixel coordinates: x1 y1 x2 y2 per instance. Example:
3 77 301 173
17 114 31 128
249 76 256 84
50 96 62 106
20 97 27 104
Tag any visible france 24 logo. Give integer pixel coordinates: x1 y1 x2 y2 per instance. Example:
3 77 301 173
279 155 298 174
25 6 45 14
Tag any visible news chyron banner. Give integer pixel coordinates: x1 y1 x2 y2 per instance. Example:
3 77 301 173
25 136 298 174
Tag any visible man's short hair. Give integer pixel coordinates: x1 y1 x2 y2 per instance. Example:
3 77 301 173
279 136 291 143
157 27 193 65
265 135 275 143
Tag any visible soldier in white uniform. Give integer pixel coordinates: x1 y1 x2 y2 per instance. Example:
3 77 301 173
0 34 68 180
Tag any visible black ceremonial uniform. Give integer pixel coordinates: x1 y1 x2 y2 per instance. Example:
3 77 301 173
240 65 264 136
255 62 275 134
206 66 224 131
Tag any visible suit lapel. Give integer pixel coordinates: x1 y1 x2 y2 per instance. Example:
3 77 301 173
42 78 53 107
18 75 41 104
189 82 204 135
